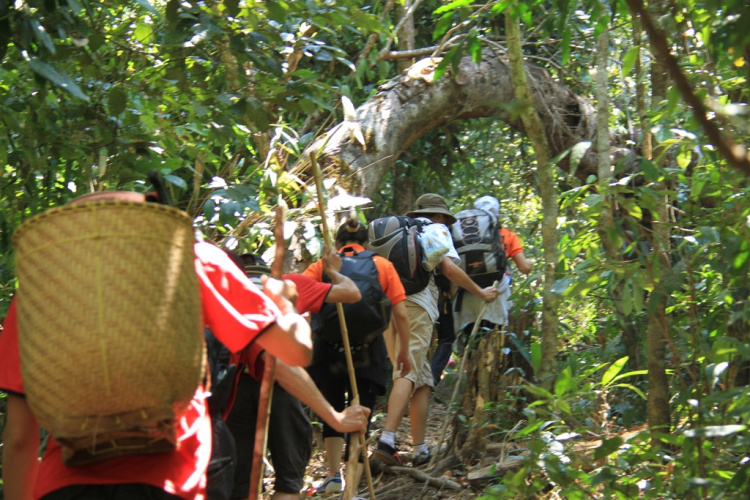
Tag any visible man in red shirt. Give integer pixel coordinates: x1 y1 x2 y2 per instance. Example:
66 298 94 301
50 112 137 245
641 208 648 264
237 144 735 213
0 192 313 500
225 250 371 500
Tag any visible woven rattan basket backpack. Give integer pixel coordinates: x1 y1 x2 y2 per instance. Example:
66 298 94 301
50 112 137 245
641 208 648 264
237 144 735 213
12 199 205 465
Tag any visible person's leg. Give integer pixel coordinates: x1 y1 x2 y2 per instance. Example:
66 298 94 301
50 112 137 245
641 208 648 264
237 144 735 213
430 342 453 385
382 378 413 433
431 293 456 384
266 385 312 497
225 377 260 500
375 303 433 466
409 384 431 448
325 437 346 473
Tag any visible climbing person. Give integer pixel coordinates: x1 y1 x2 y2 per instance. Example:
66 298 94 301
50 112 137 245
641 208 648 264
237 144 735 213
0 190 312 500
370 193 499 468
225 251 372 500
451 195 532 343
303 218 412 495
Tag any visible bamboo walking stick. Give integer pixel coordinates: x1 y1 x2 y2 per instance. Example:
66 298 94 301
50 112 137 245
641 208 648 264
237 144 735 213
310 152 377 500
428 280 500 469
249 204 286 500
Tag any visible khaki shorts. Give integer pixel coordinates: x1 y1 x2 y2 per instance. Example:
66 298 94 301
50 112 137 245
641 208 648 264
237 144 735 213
392 301 434 390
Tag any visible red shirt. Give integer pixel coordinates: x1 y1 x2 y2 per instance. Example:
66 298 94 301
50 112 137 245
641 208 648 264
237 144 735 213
0 241 282 500
230 274 331 382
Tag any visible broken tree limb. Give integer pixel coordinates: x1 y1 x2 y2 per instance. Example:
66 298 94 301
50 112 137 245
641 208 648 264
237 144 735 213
310 152 376 500
382 466 462 491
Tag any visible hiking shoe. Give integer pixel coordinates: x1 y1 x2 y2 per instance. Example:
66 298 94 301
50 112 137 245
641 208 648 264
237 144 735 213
371 441 403 467
412 448 431 467
315 472 342 495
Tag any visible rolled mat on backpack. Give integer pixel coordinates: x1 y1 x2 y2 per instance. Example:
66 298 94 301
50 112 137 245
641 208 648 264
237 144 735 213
12 200 205 466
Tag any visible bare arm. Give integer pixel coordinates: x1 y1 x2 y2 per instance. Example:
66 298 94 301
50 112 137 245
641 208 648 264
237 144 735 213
255 276 313 367
512 252 533 275
321 245 361 303
440 258 499 302
3 395 40 500
272 356 370 433
390 301 412 376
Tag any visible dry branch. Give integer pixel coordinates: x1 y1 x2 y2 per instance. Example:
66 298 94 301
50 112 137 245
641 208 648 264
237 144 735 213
383 466 462 491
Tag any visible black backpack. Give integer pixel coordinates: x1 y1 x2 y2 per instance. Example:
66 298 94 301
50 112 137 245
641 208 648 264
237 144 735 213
449 208 507 288
368 216 432 295
313 247 392 345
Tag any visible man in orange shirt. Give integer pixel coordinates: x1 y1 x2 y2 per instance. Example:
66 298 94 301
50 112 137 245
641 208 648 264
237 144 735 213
453 195 532 340
303 219 412 495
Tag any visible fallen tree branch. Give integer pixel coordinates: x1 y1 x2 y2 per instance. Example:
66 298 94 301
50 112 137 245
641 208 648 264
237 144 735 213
383 466 462 490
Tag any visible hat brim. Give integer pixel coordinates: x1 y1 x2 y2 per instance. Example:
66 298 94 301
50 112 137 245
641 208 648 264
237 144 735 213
405 207 457 226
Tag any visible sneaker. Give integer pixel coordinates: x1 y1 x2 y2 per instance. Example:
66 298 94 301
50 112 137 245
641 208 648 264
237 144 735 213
411 448 431 467
371 441 403 467
315 472 342 496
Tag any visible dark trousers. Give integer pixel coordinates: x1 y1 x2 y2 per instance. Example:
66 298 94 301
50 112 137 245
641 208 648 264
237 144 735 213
431 292 456 385
42 484 180 500
225 376 312 497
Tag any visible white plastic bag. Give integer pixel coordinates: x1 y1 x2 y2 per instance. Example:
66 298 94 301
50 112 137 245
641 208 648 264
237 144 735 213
420 223 451 271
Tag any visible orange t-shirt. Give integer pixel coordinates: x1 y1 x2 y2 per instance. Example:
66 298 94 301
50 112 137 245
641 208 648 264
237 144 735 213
303 244 406 306
500 228 524 259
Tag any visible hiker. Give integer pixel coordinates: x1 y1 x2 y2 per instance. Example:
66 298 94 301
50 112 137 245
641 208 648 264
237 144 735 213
225 251 373 500
0 191 312 500
304 218 412 495
432 195 532 384
452 195 532 340
371 193 499 467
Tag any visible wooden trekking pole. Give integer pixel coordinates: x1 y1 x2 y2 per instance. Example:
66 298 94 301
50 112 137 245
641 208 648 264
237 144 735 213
249 204 286 500
310 152 377 500
428 280 500 469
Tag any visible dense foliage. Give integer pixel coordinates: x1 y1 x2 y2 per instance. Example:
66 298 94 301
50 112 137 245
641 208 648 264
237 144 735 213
1 0 749 498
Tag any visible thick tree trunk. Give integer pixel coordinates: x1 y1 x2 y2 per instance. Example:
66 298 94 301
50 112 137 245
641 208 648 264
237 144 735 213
505 11 558 388
305 50 600 198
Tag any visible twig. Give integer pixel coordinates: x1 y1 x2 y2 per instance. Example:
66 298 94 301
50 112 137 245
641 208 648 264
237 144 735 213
382 466 462 490
248 205 286 500
356 0 397 66
378 36 464 61
377 0 425 60
431 0 493 58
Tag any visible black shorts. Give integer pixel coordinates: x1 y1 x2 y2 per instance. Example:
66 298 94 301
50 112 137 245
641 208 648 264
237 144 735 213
225 376 312 497
41 484 180 500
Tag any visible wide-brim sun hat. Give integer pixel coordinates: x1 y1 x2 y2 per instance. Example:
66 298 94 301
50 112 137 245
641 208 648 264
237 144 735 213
405 193 457 226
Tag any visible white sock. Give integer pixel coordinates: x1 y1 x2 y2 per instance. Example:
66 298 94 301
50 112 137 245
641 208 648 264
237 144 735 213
380 430 396 448
413 443 429 456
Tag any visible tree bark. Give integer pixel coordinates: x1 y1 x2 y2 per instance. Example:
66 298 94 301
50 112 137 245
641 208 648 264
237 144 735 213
504 10 558 388
646 190 671 441
395 0 416 73
304 50 600 198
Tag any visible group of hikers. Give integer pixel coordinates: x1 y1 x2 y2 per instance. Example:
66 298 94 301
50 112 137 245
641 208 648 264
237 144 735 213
0 188 531 500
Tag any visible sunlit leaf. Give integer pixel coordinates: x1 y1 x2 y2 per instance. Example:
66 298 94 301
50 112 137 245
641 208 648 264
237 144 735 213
26 58 89 101
601 356 629 386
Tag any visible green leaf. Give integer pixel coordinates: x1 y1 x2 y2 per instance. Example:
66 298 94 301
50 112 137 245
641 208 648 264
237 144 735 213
530 342 542 373
467 29 481 64
134 24 153 44
67 0 83 15
433 12 454 41
164 174 187 190
554 367 572 397
569 141 592 177
133 0 158 15
561 27 571 65
27 58 89 101
266 0 288 23
612 383 646 400
434 0 473 15
525 385 554 400
593 14 609 39
108 87 127 115
622 46 639 77
490 0 514 16
593 436 623 460
611 370 648 383
28 18 56 54
601 356 629 386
